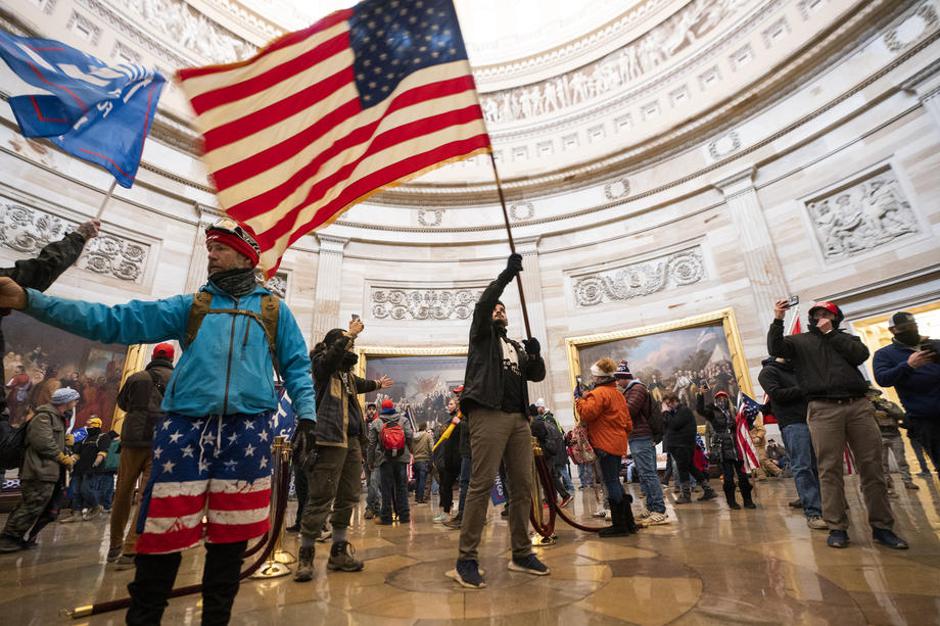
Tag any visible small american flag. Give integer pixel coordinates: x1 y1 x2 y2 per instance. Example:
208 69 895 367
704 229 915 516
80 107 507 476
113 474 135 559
177 0 490 275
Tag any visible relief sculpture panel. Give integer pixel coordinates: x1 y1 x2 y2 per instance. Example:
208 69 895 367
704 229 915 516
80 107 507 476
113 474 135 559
371 287 483 321
573 247 706 307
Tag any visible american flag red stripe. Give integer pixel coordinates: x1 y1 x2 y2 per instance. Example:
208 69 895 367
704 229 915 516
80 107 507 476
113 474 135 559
177 1 490 275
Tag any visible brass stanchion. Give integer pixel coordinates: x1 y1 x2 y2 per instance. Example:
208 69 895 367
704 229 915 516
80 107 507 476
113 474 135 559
251 435 293 578
529 436 557 546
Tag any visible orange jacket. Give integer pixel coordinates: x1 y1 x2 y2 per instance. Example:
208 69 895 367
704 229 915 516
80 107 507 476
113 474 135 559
575 382 632 456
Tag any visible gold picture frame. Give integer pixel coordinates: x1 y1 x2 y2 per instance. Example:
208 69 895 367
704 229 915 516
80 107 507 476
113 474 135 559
564 308 754 398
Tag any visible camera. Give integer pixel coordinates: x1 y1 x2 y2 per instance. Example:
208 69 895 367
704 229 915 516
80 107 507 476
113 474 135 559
784 295 799 308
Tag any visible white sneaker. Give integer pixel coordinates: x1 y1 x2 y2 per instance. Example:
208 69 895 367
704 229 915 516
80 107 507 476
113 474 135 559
433 512 449 523
637 510 652 520
592 508 608 518
641 512 670 527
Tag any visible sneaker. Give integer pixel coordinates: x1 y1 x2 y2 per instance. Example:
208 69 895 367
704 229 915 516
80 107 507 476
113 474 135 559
592 508 608 518
872 528 909 550
114 555 136 571
58 511 79 524
827 530 850 549
0 535 23 553
327 541 364 571
508 554 551 576
807 516 827 530
743 500 757 510
903 482 919 491
448 559 486 589
636 510 652 521
788 498 803 508
294 546 315 582
559 496 573 508
106 546 122 562
433 512 449 523
443 516 462 530
640 511 670 527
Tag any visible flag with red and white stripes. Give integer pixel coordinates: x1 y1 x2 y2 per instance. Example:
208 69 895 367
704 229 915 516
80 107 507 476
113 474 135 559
177 0 490 274
735 393 762 472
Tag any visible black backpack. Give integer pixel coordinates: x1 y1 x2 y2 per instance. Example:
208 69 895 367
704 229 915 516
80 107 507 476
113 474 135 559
542 420 565 458
626 381 664 445
0 419 29 471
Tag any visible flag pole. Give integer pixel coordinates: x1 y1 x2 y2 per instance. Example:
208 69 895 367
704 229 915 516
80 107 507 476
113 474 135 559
486 150 533 339
95 179 117 221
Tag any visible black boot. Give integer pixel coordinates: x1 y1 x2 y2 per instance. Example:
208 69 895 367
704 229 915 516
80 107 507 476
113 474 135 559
725 490 741 509
201 540 246 626
697 482 717 501
294 545 315 582
621 495 638 534
127 552 183 625
598 498 630 538
740 477 756 509
675 484 692 504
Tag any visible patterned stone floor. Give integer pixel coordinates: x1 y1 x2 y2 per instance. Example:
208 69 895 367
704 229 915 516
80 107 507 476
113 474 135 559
1 474 939 625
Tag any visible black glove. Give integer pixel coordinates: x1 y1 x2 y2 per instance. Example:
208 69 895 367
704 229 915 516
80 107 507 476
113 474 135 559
505 253 523 275
293 419 317 467
522 337 540 355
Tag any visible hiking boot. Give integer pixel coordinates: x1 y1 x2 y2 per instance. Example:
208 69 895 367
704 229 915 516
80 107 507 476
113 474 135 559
294 546 315 582
449 559 485 589
58 510 79 524
743 498 757 510
443 516 462 530
327 541 364 572
872 528 909 550
0 535 23 553
114 554 136 571
697 484 717 501
508 554 551 576
827 530 849 549
106 546 122 562
807 516 827 530
675 486 692 505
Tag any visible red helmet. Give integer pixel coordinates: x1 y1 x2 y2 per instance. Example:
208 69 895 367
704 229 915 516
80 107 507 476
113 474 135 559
808 301 844 326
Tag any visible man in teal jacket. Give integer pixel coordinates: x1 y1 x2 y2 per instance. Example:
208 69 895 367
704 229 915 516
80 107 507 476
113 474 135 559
0 219 316 625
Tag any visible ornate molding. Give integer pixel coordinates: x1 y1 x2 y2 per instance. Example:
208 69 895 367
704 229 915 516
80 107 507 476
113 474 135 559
263 271 288 298
370 287 484 321
0 202 150 283
509 201 535 222
603 177 630 200
805 167 920 262
417 208 444 227
573 247 706 307
885 3 938 53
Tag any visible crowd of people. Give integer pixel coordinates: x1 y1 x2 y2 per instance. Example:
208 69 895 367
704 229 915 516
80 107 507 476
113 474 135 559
0 223 936 623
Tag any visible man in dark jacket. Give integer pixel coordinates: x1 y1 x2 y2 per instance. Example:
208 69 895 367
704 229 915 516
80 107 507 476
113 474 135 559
0 387 80 552
616 361 668 525
367 399 414 524
294 320 393 582
873 311 940 474
451 254 548 589
758 357 826 530
0 220 99 418
107 343 175 567
664 393 716 505
529 404 571 506
768 300 905 549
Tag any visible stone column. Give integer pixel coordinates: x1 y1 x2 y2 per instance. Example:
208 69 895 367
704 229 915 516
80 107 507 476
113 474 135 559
311 234 347 341
713 168 790 324
901 59 940 133
183 205 213 292
515 236 553 408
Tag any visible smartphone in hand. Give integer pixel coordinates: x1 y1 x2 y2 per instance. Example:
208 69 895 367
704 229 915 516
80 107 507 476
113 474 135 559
784 295 799 308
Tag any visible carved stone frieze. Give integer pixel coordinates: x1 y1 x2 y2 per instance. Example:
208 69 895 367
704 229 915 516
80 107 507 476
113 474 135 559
707 131 741 159
417 208 444 227
885 3 938 53
805 168 920 261
573 248 706 307
263 272 288 298
479 0 739 124
0 202 150 283
603 178 630 200
509 202 535 222
371 287 483 321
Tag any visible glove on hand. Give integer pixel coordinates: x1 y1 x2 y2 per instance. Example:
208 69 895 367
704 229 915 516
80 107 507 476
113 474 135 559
505 253 523 275
521 337 540 355
293 419 317 468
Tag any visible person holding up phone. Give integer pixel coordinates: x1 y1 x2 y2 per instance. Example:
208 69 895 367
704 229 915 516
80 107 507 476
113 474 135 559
873 311 940 477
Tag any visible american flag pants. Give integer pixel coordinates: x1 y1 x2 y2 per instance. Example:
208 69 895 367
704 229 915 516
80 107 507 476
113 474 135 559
135 412 274 554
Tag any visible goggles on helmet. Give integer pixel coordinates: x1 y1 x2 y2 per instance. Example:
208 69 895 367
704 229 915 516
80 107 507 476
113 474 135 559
205 218 261 257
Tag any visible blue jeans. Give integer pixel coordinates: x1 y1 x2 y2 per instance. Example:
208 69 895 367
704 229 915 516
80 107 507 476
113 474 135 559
596 450 624 504
629 436 665 514
379 462 410 522
413 461 430 501
577 462 594 487
781 423 822 517
367 466 381 513
457 456 472 515
99 473 115 509
560 464 574 492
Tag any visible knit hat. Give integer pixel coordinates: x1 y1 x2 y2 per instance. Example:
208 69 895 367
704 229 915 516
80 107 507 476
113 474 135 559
86 416 102 428
590 357 617 378
205 218 261 266
380 398 396 415
613 360 633 379
51 387 80 405
152 342 175 361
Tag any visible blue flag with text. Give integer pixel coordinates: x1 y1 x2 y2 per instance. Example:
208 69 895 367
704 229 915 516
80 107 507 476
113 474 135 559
0 30 165 187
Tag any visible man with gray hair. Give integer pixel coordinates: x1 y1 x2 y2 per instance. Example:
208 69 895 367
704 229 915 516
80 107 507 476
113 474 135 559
0 387 81 552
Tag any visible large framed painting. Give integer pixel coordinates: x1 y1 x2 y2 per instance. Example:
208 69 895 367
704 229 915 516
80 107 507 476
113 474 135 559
2 311 142 430
356 346 467 428
565 309 753 416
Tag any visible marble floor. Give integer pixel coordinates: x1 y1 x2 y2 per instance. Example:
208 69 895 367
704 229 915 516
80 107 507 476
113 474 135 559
1 475 939 625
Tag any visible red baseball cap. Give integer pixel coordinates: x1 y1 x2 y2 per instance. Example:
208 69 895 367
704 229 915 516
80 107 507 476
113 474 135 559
152 342 175 361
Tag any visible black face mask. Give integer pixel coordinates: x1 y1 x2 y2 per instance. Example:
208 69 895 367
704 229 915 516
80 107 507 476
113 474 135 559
341 352 359 370
894 330 920 346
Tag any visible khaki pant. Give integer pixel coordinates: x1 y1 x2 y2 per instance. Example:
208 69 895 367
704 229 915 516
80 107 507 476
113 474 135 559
807 398 893 532
458 409 533 562
300 438 363 539
109 446 153 554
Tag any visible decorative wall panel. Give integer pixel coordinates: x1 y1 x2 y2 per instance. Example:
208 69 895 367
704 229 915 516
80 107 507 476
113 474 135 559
370 287 483 321
573 247 706 306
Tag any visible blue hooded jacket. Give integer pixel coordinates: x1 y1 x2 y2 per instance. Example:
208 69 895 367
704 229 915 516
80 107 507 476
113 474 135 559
873 338 940 420
24 282 316 421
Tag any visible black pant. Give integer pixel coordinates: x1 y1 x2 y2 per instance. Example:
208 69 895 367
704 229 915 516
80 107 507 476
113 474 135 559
127 540 247 625
670 446 708 485
721 459 753 503
911 417 940 472
292 462 308 527
379 462 410 522
438 467 458 513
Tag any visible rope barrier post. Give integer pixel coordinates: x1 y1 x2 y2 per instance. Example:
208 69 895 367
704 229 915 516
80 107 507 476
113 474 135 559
251 435 293 578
